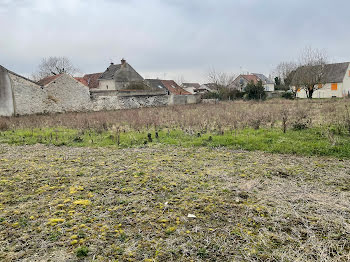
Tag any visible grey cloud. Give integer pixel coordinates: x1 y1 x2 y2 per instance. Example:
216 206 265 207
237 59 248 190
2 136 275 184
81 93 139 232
1 0 350 82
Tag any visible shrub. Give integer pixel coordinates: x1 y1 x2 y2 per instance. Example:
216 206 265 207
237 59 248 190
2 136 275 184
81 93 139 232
244 81 266 100
202 91 221 100
202 88 244 101
281 91 295 100
76 246 89 258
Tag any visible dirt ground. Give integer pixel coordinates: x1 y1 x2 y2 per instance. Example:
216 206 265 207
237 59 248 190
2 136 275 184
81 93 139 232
0 144 349 261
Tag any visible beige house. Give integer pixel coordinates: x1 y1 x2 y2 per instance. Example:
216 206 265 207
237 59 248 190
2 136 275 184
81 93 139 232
292 62 350 98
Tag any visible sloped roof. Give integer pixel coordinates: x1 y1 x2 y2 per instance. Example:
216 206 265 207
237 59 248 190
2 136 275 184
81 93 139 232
182 83 201 89
37 74 63 86
252 73 274 84
291 62 349 86
241 75 259 84
99 64 122 80
74 77 89 87
99 61 143 82
82 73 102 89
0 65 39 86
202 83 219 90
160 80 191 95
145 79 167 90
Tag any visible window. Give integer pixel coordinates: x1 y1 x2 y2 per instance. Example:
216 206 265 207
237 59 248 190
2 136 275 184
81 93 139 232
331 83 338 91
106 85 108 90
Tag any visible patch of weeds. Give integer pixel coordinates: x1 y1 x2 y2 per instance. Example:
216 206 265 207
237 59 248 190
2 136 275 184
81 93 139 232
114 246 124 256
165 226 176 235
197 247 209 259
19 217 29 227
76 246 89 258
77 230 86 239
119 232 127 242
48 231 62 241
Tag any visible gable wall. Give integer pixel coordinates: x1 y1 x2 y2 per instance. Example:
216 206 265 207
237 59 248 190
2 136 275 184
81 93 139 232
9 73 52 115
0 67 15 116
98 79 115 90
341 64 350 96
44 74 91 112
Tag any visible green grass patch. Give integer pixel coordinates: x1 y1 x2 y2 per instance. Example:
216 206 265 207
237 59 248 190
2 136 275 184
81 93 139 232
1 127 350 158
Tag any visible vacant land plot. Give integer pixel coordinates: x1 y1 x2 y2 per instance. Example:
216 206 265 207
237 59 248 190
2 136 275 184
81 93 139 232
0 144 349 261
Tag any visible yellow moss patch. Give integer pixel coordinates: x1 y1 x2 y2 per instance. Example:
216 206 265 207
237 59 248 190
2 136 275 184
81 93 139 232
47 218 65 226
70 240 78 245
73 199 91 206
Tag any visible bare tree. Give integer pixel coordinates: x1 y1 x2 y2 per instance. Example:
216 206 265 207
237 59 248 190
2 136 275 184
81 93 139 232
292 47 328 99
273 61 298 85
208 68 236 88
176 75 185 86
32 56 79 81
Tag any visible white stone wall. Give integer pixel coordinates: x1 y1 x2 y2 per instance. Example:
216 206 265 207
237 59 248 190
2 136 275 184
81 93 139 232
9 73 54 115
44 74 91 112
1 72 200 116
0 68 15 116
92 95 169 111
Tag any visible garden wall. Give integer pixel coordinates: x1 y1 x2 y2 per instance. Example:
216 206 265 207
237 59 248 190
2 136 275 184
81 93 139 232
0 67 201 116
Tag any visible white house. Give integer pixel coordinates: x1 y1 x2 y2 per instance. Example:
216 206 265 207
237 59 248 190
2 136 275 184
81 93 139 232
230 73 275 92
291 62 350 98
182 83 201 94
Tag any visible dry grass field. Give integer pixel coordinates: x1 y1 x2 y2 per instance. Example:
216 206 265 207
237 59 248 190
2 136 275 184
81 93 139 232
0 144 350 261
0 99 348 132
1 99 350 261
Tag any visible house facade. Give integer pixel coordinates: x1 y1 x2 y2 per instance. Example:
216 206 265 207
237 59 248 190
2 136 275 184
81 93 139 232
230 74 274 92
97 59 144 90
182 83 201 94
291 62 350 98
160 80 191 95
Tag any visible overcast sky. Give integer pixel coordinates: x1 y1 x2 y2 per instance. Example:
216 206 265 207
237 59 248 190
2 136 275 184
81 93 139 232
1 0 349 83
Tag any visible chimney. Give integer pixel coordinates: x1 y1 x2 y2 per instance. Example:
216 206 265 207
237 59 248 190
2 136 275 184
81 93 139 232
110 62 114 65
121 58 126 67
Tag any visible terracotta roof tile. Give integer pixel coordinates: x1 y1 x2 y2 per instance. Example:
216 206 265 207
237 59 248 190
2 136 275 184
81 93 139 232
37 74 63 86
83 73 103 89
241 75 259 84
160 80 191 95
74 77 89 87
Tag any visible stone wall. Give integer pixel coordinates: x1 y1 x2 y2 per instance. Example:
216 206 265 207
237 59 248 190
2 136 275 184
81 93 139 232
91 95 169 111
9 72 53 115
0 68 201 116
0 67 15 116
44 74 91 112
169 94 201 105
